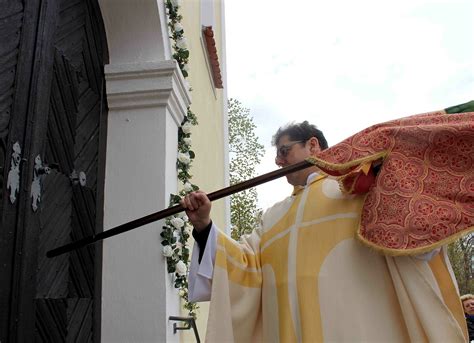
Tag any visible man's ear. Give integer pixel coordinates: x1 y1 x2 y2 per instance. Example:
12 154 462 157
308 137 321 155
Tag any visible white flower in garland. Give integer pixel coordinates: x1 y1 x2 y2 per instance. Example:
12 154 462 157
176 260 187 276
178 152 191 165
181 121 193 134
176 37 188 50
183 137 192 146
182 64 190 73
162 245 174 257
170 0 182 9
177 212 188 221
171 217 185 229
183 182 193 192
173 228 180 237
174 22 183 32
164 0 200 316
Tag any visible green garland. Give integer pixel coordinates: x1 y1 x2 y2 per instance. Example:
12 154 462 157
161 0 199 317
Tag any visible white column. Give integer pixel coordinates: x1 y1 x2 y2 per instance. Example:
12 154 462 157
101 60 190 343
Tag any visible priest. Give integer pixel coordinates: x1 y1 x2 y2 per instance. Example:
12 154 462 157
182 104 473 342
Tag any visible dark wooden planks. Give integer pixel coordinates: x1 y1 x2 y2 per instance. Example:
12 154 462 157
67 298 93 342
13 0 62 338
36 171 72 298
36 0 106 340
0 0 31 341
35 299 68 342
70 186 96 297
1 0 108 340
0 1 23 213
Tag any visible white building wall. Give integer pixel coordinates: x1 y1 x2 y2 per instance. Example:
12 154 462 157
98 1 190 341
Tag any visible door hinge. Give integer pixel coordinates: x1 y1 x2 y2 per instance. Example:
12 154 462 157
70 170 86 187
7 142 21 204
31 154 51 212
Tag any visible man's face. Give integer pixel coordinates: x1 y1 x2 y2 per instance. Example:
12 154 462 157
275 135 320 186
463 298 474 315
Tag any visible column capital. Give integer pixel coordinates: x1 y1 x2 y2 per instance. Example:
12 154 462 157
105 60 191 125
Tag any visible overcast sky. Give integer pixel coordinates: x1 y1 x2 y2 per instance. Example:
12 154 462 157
225 0 474 210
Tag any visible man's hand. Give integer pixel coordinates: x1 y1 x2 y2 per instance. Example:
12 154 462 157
180 191 212 233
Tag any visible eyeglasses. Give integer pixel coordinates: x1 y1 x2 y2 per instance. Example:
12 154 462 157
276 140 305 158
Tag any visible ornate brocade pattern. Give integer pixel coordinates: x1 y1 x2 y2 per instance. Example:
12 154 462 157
313 110 474 254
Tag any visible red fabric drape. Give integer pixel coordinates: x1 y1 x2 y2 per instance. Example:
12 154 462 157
309 110 474 255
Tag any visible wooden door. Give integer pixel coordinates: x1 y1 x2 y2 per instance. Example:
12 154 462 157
0 0 108 341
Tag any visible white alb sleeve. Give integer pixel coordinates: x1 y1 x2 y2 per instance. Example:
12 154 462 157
188 224 218 302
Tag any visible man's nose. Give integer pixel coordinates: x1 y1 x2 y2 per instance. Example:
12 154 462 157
275 155 286 167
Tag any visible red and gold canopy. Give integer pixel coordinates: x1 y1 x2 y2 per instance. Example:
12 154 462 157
309 102 474 255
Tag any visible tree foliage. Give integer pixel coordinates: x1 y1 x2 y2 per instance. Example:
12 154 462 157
228 98 265 240
448 233 474 295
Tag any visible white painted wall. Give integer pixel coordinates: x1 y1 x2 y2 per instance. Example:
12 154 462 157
98 1 190 341
99 0 170 64
101 61 190 342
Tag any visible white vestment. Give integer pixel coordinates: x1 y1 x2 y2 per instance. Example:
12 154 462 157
189 174 467 342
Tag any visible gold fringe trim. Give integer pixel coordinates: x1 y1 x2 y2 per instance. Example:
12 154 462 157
356 225 474 256
306 151 387 172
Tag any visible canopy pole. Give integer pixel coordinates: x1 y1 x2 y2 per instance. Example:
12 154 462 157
47 160 314 258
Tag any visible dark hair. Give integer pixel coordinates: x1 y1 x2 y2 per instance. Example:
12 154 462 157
272 121 328 150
